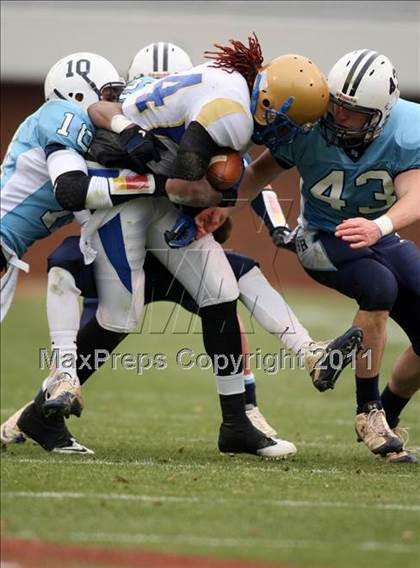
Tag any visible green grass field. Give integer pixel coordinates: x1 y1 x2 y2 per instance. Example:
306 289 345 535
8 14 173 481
1 291 419 568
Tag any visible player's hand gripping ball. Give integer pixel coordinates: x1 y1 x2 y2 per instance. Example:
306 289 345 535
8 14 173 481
206 148 243 191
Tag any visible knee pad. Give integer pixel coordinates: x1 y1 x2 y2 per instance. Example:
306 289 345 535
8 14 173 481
48 238 97 298
96 271 145 334
358 266 399 311
48 266 79 292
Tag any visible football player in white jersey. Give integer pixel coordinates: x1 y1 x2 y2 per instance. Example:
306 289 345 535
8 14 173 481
79 35 363 458
205 49 420 463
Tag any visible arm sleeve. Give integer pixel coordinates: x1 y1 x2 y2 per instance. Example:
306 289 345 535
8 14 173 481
251 190 289 233
54 169 166 211
170 121 219 181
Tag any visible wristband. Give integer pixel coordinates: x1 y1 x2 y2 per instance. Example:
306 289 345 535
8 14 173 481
373 214 394 237
110 114 133 134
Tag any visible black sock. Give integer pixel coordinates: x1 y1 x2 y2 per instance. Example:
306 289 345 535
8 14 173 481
244 381 257 407
77 317 127 385
380 384 410 429
219 393 248 425
355 375 380 413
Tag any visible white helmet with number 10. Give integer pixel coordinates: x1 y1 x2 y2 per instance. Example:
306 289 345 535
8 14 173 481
44 52 125 111
321 49 400 147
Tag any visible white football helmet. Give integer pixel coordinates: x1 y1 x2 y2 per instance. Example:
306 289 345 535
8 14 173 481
127 42 193 81
321 49 400 147
44 52 125 111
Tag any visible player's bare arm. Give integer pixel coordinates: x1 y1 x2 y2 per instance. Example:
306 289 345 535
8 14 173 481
88 101 126 129
335 169 420 249
237 148 285 206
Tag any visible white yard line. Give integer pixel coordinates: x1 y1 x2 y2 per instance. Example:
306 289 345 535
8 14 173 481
3 490 420 512
3 457 414 478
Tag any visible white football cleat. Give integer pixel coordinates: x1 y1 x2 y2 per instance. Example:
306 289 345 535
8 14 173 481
52 437 95 455
1 401 32 447
257 437 297 459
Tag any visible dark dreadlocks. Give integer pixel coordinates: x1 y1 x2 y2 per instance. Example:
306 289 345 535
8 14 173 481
204 33 264 91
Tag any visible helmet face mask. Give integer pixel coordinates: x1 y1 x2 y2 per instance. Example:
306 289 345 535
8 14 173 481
251 55 329 151
252 96 313 148
127 42 193 82
321 49 400 148
321 95 382 148
44 52 125 111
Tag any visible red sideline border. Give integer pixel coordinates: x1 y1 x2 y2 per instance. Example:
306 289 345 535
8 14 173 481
1 537 298 568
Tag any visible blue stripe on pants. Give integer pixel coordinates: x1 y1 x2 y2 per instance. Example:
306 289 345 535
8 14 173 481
98 214 132 293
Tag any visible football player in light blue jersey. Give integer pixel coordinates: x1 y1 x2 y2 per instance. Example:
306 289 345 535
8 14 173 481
222 49 420 463
0 52 127 322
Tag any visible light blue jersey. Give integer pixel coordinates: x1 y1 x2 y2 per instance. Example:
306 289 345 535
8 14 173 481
1 100 94 257
273 99 420 232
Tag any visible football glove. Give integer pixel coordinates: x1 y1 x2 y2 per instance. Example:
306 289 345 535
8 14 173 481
164 213 196 249
271 226 297 253
119 125 167 171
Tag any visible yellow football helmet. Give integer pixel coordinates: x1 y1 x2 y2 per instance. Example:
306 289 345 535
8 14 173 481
251 54 329 149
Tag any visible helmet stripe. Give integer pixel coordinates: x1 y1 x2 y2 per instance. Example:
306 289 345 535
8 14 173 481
163 42 169 72
349 51 379 96
342 49 370 94
53 88 66 100
153 43 159 72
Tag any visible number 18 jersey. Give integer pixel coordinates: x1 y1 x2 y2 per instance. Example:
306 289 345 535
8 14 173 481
1 100 94 257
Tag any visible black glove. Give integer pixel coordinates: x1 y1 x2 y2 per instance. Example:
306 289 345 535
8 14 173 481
119 126 167 172
271 226 297 253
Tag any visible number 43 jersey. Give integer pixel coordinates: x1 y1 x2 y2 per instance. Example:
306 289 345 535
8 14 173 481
121 62 254 153
273 98 420 233
1 100 94 258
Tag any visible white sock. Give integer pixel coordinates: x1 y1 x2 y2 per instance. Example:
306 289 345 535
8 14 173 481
215 373 245 395
238 267 313 355
46 267 81 382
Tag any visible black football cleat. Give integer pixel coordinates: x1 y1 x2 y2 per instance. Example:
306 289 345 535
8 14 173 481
17 399 93 454
218 421 296 458
303 326 364 392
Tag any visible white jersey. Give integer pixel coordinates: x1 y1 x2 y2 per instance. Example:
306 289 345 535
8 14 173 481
122 62 253 153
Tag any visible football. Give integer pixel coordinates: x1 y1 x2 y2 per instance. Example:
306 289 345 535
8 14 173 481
206 148 243 191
